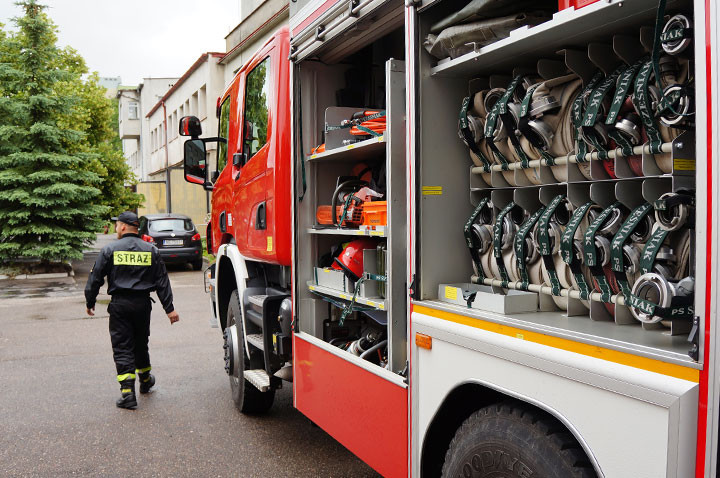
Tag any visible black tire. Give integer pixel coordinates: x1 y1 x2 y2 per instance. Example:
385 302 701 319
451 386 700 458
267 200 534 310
191 259 203 271
227 290 275 414
441 400 596 478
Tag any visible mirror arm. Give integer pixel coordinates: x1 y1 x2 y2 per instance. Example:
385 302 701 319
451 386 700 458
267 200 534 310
201 137 227 144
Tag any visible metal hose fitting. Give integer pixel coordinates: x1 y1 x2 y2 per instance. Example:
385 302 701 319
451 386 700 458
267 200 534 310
655 192 690 231
662 14 693 56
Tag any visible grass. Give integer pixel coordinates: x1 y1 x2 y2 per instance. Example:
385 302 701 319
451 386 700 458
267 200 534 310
201 237 213 261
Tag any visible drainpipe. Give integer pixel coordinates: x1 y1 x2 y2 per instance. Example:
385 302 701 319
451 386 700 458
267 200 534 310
162 100 171 213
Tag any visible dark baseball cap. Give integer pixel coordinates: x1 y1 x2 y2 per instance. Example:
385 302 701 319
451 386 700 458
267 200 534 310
111 211 140 227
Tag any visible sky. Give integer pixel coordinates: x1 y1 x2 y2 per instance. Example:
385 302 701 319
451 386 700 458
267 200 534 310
0 0 242 85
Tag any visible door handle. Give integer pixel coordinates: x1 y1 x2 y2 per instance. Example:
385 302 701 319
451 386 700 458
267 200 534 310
256 202 266 230
219 211 227 232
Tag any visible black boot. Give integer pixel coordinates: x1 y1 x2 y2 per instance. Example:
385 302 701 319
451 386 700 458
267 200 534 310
116 378 137 409
138 367 155 394
139 374 155 394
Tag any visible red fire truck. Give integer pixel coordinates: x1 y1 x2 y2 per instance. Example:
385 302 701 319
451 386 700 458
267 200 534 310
182 0 719 476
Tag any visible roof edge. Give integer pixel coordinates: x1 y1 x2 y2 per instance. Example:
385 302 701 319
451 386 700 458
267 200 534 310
146 52 226 118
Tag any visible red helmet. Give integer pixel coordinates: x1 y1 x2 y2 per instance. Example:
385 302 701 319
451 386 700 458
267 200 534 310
332 238 377 282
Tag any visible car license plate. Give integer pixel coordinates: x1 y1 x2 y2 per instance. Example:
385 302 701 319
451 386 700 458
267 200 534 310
163 239 183 246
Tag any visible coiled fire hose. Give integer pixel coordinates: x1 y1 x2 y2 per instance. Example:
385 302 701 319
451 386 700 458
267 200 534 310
464 197 493 281
490 202 521 285
459 94 494 185
632 2 695 174
583 202 627 315
483 78 533 187
513 206 545 289
628 191 695 324
516 75 582 183
534 195 577 310
560 203 595 309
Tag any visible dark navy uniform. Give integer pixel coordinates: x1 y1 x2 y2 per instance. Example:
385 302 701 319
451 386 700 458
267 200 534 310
85 226 174 402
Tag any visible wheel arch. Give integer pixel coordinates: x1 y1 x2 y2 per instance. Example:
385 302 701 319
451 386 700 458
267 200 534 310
215 243 248 331
420 380 603 478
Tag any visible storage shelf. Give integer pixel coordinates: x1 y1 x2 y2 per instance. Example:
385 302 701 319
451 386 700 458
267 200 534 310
307 227 387 237
414 299 697 368
308 283 387 310
307 135 385 162
430 0 683 78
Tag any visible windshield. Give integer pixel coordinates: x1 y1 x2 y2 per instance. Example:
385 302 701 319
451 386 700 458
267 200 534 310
149 219 194 233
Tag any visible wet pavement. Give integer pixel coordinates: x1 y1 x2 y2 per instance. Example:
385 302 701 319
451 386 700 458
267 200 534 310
0 235 379 477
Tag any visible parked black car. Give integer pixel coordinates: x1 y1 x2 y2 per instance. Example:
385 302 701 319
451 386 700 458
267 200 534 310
138 214 203 270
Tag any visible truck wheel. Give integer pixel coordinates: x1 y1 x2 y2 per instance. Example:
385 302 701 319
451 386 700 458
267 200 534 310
224 290 275 414
441 400 595 478
191 259 203 271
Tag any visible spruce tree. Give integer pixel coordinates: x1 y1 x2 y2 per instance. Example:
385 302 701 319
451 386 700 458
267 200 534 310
0 1 108 263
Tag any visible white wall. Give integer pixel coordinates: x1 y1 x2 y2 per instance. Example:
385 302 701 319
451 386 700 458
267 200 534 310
138 78 178 181
146 56 225 177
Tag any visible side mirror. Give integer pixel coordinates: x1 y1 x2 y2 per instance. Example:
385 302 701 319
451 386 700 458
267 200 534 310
179 116 202 137
233 152 247 167
183 139 211 189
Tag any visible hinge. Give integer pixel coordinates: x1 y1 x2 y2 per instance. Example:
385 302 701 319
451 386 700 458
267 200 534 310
401 361 409 384
409 274 419 300
348 0 360 17
688 315 700 361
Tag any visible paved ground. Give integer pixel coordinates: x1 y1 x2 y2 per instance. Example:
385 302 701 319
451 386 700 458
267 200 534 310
0 235 379 477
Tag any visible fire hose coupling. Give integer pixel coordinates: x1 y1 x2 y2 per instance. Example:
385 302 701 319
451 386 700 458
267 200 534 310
614 112 643 146
522 236 539 264
483 88 508 141
500 214 519 250
529 94 560 118
596 206 624 236
630 274 694 324
622 243 642 275
654 191 693 231
532 221 563 255
594 236 612 267
471 223 493 254
654 245 677 263
457 114 484 146
658 84 694 128
658 55 681 78
525 119 554 151
661 14 693 56
631 212 655 243
579 121 611 149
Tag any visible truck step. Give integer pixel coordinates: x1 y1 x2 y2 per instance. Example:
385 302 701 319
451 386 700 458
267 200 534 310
243 369 270 392
248 294 268 313
245 308 263 328
245 333 264 351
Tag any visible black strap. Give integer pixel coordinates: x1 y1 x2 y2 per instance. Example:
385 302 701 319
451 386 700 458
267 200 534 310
464 197 491 282
459 96 492 172
514 207 545 291
583 202 621 303
493 202 516 288
536 195 566 296
560 202 593 301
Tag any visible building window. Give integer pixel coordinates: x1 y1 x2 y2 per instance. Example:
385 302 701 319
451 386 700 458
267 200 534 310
198 86 207 119
128 101 139 120
191 92 198 117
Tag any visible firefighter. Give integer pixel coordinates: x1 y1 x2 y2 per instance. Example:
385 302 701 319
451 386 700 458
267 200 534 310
84 211 180 409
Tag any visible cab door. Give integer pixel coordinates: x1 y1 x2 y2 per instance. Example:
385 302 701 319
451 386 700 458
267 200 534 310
232 48 274 260
210 89 235 252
